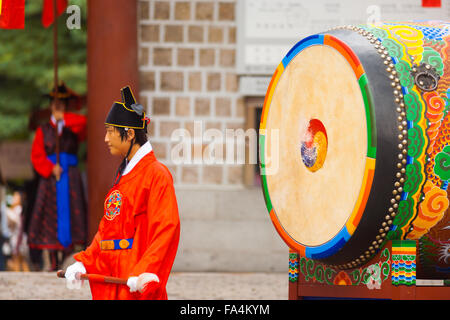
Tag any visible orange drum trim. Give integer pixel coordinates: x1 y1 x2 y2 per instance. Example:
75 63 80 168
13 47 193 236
269 209 306 257
324 34 364 79
260 62 284 131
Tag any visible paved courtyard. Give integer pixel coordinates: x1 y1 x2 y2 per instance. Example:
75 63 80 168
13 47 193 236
0 271 288 300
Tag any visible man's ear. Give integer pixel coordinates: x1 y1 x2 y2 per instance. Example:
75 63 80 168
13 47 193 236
127 128 136 141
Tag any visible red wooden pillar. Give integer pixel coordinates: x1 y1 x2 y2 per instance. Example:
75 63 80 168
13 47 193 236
86 0 139 240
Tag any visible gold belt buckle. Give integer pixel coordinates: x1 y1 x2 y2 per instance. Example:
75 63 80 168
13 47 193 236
118 239 130 249
100 240 115 250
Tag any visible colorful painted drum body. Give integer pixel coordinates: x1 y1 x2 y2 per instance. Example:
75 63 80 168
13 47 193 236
260 21 450 274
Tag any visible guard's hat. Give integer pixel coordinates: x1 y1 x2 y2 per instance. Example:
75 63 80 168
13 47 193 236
47 82 79 100
105 86 149 130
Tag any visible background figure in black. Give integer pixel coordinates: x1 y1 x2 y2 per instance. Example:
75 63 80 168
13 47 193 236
27 83 87 271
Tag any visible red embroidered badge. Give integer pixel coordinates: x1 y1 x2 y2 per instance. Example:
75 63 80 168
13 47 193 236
104 190 122 221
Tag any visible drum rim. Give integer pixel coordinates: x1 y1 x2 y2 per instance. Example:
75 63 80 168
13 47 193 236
259 34 377 259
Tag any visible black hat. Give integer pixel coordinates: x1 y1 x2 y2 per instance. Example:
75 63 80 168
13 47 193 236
47 82 79 100
105 86 148 130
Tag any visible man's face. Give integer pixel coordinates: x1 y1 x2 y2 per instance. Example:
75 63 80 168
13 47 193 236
51 99 65 112
105 126 129 156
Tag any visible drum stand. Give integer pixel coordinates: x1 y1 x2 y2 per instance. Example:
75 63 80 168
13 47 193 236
288 240 450 300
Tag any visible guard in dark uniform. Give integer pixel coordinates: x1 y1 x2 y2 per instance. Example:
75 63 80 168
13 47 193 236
28 83 87 271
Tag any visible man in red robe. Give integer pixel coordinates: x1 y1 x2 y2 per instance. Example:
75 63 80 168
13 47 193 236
64 86 180 300
28 83 87 271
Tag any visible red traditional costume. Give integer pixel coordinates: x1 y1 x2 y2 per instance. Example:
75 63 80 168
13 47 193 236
28 85 87 262
71 86 180 300
30 112 86 179
74 142 180 299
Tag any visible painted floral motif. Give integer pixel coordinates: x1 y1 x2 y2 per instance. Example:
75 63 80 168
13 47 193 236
438 242 450 264
434 145 450 182
361 22 450 257
364 264 382 290
409 180 449 239
333 271 352 285
297 248 390 287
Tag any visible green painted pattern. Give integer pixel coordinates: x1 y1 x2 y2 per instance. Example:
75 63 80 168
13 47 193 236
361 23 430 240
422 46 444 76
404 91 424 123
258 134 273 213
358 74 377 159
392 198 415 230
298 248 391 286
403 161 424 195
395 60 415 89
434 145 450 181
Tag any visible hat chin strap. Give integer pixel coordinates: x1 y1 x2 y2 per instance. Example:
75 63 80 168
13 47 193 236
125 137 135 162
113 135 135 186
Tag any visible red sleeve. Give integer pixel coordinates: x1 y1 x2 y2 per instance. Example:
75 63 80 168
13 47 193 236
64 112 87 142
73 230 102 273
130 167 180 286
31 127 54 178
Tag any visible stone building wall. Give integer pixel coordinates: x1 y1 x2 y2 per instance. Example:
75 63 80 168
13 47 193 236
138 0 287 272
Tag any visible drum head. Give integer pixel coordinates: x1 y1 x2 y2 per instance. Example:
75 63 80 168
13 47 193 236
266 44 367 245
260 34 377 262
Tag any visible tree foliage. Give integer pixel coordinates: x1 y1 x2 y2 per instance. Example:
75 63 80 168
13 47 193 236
0 0 87 141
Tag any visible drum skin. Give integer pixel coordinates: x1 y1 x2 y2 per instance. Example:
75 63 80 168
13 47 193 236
260 21 450 274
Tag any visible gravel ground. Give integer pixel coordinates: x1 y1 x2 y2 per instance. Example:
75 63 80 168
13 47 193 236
0 271 288 300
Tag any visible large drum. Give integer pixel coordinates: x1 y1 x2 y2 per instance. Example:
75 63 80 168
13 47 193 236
260 21 450 274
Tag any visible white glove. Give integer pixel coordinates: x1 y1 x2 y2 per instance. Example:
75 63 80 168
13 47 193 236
65 261 86 290
127 273 160 293
127 276 138 292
